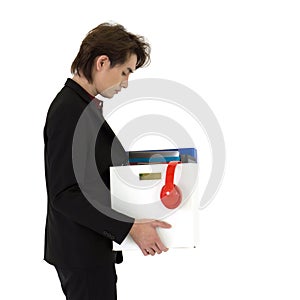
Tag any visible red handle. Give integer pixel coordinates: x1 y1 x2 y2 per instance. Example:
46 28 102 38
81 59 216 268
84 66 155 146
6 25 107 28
165 161 180 188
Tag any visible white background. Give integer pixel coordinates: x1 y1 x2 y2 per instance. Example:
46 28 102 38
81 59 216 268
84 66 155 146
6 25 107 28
1 0 300 299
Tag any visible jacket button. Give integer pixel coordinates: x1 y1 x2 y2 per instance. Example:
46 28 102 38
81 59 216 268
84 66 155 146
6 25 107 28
103 230 115 240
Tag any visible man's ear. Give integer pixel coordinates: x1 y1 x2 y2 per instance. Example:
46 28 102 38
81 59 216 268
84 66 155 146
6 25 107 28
96 55 110 71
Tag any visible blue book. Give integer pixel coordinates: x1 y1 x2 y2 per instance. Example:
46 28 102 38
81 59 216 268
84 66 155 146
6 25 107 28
127 148 197 164
128 150 180 164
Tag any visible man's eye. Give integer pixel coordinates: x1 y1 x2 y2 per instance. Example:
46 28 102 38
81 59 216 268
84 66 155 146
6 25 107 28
122 72 126 76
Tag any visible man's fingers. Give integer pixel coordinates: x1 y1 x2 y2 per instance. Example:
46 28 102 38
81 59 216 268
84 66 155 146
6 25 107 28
143 248 155 256
153 220 172 229
148 249 155 256
155 240 169 253
152 243 162 254
141 242 166 256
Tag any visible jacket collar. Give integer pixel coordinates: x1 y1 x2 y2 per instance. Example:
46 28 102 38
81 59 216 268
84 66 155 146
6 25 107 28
65 78 92 105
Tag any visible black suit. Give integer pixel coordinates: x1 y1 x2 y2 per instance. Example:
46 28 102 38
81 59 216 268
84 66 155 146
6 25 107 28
43 78 134 270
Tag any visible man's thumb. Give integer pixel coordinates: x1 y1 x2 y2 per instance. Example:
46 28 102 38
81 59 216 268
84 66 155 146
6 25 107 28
153 220 172 229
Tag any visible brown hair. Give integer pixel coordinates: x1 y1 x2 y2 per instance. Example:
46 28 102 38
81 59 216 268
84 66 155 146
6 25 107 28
71 22 151 82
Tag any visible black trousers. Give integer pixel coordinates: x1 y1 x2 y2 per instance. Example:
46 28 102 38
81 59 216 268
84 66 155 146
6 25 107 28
55 264 117 300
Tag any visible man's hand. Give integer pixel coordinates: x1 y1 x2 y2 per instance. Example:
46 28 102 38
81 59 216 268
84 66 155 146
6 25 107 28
129 219 172 256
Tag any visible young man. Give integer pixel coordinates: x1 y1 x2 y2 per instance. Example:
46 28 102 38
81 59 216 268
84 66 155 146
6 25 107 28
43 23 171 300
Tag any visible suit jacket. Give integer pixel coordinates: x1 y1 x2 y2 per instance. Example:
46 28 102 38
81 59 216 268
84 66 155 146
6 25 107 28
43 78 134 268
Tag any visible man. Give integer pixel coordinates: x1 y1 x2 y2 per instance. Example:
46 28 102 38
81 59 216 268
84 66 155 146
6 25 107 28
43 22 171 300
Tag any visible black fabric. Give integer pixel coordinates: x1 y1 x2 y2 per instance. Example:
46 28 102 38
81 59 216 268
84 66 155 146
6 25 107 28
113 250 123 264
43 78 134 268
55 264 117 300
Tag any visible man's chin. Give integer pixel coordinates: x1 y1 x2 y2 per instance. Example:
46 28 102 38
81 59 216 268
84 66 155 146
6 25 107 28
99 92 114 99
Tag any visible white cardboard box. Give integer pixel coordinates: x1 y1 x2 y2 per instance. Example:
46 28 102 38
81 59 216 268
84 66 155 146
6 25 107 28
110 163 199 250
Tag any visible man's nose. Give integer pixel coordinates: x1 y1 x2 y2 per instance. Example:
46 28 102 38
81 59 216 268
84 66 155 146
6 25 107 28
121 80 128 88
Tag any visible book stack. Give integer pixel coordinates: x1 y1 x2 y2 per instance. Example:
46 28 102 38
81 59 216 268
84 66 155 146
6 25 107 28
128 148 197 165
177 148 197 163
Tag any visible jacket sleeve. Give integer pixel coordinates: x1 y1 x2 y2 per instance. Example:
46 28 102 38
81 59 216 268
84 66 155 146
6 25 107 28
44 97 134 244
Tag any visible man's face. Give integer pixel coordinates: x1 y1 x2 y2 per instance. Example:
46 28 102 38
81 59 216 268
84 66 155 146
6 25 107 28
95 54 137 99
